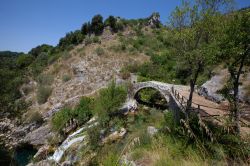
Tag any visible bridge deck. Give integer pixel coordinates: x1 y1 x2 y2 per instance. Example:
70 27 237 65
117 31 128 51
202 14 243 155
177 89 250 127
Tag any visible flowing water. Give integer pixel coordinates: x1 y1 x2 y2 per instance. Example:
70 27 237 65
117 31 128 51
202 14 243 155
48 117 97 163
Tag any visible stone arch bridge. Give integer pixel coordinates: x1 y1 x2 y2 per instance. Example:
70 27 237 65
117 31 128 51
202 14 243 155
131 81 186 121
130 81 233 124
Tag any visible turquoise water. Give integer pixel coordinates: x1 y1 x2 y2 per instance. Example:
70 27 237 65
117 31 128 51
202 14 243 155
14 144 37 166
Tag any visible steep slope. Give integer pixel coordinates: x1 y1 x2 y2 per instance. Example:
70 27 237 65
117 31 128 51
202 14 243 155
22 28 149 117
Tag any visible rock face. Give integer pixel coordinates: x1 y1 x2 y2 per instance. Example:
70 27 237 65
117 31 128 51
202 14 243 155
24 125 54 147
0 118 41 149
27 160 55 166
148 12 160 28
198 74 225 103
199 71 250 103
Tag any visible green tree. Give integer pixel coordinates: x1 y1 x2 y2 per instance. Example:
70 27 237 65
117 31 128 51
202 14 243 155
73 97 93 124
105 16 119 32
219 12 250 134
94 80 127 127
59 30 84 50
52 108 72 132
29 44 53 57
16 54 34 68
91 14 104 35
170 0 232 115
81 22 91 35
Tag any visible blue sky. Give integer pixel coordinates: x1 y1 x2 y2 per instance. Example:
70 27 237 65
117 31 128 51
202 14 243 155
0 0 249 53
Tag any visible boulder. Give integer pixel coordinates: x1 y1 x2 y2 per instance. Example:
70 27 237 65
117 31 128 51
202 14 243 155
198 74 225 103
103 128 127 143
147 126 158 136
147 12 160 28
34 145 53 161
27 160 55 166
120 99 138 114
61 161 72 166
24 125 54 147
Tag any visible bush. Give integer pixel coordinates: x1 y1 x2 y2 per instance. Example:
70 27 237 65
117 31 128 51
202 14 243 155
104 15 124 33
94 80 127 127
62 75 71 82
59 30 84 50
51 108 71 132
92 36 100 43
72 97 93 124
91 14 104 35
37 74 54 85
81 22 91 35
95 47 105 56
101 152 119 166
52 97 93 132
87 125 101 150
16 54 34 68
26 111 44 124
37 86 52 104
85 37 93 45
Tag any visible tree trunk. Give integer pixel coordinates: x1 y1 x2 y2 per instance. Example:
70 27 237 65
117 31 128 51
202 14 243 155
186 62 202 117
232 54 246 134
186 80 195 116
233 81 240 134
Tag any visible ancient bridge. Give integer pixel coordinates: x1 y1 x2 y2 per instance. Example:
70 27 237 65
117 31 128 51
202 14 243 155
131 81 190 119
131 81 249 126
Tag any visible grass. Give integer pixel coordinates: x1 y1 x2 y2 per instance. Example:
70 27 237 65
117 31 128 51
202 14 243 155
37 86 52 104
95 47 105 56
62 74 71 82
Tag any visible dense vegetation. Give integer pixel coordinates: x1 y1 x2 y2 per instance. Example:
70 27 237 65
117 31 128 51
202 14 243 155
0 0 249 165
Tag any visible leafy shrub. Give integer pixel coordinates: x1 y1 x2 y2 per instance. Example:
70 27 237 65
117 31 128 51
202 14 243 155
62 75 71 82
29 44 53 57
37 86 52 104
120 69 130 80
52 97 93 132
91 14 104 35
26 111 44 124
95 47 105 56
72 97 93 124
51 108 71 132
81 22 91 35
94 80 127 127
85 37 93 45
92 36 100 43
37 74 54 85
104 15 124 33
87 125 101 150
101 152 119 166
16 54 34 68
59 30 85 50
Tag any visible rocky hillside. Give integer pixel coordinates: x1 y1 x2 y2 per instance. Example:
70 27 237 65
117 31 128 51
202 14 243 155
0 5 250 165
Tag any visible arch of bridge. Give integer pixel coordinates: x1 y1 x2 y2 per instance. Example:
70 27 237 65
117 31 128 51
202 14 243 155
132 82 171 103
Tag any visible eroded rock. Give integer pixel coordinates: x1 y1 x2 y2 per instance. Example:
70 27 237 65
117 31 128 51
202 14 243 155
24 125 54 147
103 128 127 143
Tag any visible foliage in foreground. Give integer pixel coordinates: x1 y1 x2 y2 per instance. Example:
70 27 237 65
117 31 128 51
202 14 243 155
51 97 93 132
94 80 127 127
